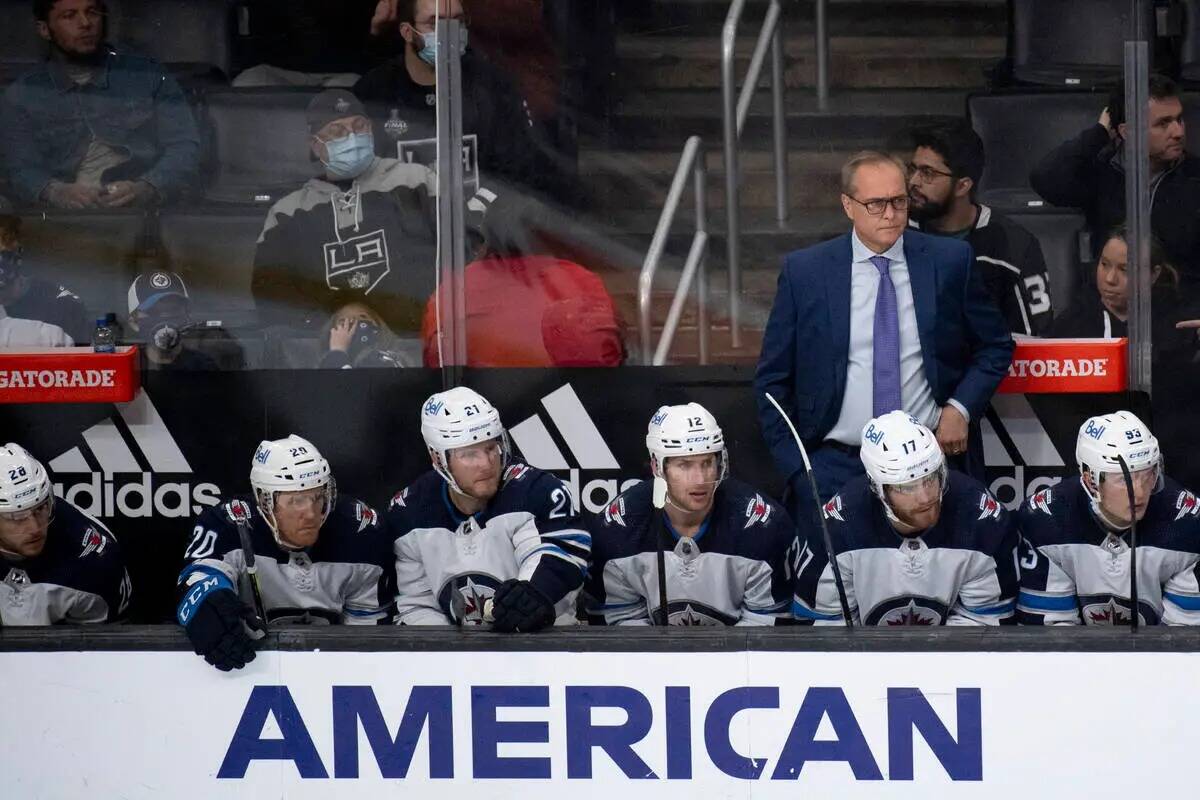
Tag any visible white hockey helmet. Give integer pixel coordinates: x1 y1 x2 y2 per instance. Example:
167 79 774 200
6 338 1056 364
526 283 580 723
0 442 53 517
421 386 510 495
646 402 729 483
249 434 336 541
860 411 947 521
1076 411 1163 510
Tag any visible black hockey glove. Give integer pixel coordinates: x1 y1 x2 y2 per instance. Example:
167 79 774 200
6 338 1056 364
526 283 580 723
184 590 263 671
490 579 556 633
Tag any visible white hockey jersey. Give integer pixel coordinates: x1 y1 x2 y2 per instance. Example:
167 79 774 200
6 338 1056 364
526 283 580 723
177 496 394 626
1017 477 1200 625
386 464 590 625
584 478 799 626
794 472 1019 626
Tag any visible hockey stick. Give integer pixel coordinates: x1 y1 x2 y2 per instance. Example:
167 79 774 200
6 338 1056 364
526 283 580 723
232 505 268 634
1116 455 1139 632
764 392 854 628
652 477 671 627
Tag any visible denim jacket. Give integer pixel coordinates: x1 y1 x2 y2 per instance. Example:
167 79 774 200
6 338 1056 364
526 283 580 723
0 50 201 203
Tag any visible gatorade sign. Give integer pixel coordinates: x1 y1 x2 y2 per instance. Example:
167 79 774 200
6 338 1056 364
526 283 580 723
0 346 139 404
998 338 1127 394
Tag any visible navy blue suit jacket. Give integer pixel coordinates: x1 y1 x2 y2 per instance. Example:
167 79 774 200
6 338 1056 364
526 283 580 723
754 229 1014 484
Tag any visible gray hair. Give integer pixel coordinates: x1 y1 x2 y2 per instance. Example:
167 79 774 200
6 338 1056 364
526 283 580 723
840 150 907 196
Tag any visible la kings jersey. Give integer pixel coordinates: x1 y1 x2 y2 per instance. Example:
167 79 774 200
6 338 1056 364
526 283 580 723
252 157 489 333
585 479 799 626
795 472 1018 626
387 464 590 626
0 500 131 625
178 496 394 626
1017 477 1200 625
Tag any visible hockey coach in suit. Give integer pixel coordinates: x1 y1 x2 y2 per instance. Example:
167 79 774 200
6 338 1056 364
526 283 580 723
755 151 1013 521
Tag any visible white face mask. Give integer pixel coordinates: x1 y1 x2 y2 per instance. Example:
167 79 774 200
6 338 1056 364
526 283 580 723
320 132 375 179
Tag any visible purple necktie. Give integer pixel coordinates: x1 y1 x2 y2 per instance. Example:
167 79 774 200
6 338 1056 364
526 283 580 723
870 255 902 416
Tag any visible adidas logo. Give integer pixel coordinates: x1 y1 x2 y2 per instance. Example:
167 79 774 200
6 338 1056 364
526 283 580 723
48 392 221 519
982 394 1064 509
509 383 640 514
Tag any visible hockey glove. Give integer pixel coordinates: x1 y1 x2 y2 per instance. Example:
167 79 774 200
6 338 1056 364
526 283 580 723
490 579 556 633
184 589 263 671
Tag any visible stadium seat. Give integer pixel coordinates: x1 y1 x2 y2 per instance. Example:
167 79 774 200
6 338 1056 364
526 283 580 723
202 88 322 204
969 91 1103 210
0 0 44 86
18 210 149 321
1005 211 1089 317
1010 0 1153 88
107 0 237 84
158 209 267 323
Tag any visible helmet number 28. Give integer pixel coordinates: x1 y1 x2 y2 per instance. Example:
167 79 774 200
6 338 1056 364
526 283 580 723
7 466 27 480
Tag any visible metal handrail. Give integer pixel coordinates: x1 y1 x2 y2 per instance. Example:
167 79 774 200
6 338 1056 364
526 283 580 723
638 136 710 366
722 0 789 350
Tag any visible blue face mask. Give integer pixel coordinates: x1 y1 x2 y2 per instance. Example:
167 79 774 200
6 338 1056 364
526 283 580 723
416 26 469 67
321 132 375 179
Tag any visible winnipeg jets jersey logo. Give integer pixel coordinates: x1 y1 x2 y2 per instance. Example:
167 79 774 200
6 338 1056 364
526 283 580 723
389 487 409 510
79 527 107 558
1082 596 1135 625
1175 491 1200 522
323 228 390 295
1030 488 1053 516
4 567 30 587
822 495 845 522
604 496 627 527
224 499 253 524
354 501 378 532
439 574 500 625
978 493 1002 521
503 464 531 484
660 600 735 626
744 494 772 528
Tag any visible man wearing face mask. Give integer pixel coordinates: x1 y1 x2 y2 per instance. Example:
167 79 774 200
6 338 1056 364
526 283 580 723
793 411 1018 626
0 213 89 344
124 271 218 371
1017 412 1200 626
585 403 799 626
356 0 557 199
252 89 487 334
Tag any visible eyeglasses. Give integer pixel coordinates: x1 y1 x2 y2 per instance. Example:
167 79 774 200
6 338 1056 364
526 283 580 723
845 194 909 216
414 13 471 33
907 163 955 183
317 117 372 141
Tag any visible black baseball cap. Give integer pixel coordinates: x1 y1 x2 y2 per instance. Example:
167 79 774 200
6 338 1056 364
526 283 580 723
127 271 190 315
306 90 366 134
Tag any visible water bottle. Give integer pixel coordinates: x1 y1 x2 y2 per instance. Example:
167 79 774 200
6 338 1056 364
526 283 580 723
91 317 115 353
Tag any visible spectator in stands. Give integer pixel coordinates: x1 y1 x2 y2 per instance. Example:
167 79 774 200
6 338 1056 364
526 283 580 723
1031 74 1200 287
906 121 1054 336
420 196 622 367
358 0 563 199
0 0 201 208
252 90 488 334
755 151 1013 521
320 301 420 368
125 271 218 371
0 214 89 343
1049 227 1199 365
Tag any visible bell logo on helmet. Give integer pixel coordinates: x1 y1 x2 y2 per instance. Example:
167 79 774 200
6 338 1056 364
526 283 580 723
864 424 885 446
650 410 668 426
1084 420 1106 440
254 447 270 465
423 399 445 417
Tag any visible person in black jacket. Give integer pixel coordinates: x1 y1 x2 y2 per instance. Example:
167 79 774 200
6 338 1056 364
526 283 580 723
0 213 90 343
356 0 562 200
1030 74 1200 287
1049 226 1200 368
907 120 1054 336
